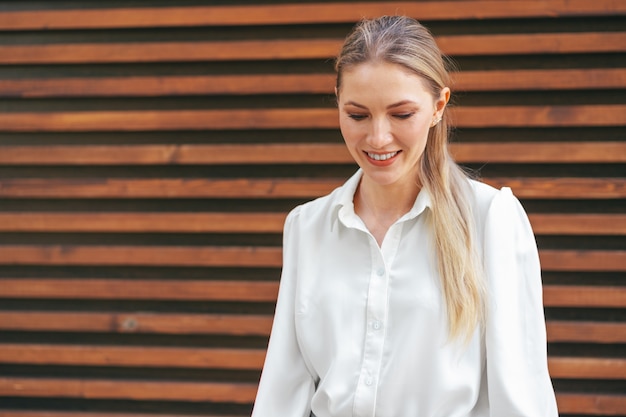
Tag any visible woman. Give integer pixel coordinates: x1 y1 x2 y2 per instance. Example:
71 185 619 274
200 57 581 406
252 16 558 417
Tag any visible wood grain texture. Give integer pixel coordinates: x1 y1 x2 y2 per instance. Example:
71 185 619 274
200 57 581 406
0 142 623 165
1 69 623 98
0 1 624 30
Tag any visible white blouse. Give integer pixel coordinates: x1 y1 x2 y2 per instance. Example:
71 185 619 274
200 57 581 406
252 170 558 417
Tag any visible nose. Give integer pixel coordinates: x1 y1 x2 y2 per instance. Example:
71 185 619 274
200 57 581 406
367 117 393 149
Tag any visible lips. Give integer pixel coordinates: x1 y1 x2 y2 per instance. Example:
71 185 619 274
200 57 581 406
366 151 399 161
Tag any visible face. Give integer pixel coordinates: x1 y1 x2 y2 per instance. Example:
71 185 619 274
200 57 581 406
337 61 449 190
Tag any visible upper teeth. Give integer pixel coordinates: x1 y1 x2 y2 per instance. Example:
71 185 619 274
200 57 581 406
368 151 398 161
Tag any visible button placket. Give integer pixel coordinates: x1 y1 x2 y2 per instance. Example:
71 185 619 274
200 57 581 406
353 238 390 417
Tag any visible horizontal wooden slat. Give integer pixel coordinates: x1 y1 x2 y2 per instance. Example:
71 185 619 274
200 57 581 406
0 278 279 301
1 69 623 98
0 106 623 132
0 212 287 233
548 321 626 343
437 32 626 56
549 357 626 379
0 178 623 199
485 178 626 200
1 345 624 378
0 344 265 370
2 395 624 417
0 311 273 336
540 251 626 272
0 246 283 268
0 279 623 305
0 142 624 165
529 214 626 235
0 377 256 403
557 393 626 415
1 312 624 344
0 33 624 65
0 144 352 165
0 1 623 30
0 213 623 235
0 248 622 270
0 39 342 65
453 68 626 91
0 412 231 417
0 178 342 199
543 285 626 307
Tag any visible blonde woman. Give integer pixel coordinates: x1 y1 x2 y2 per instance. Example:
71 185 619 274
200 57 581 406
252 16 558 417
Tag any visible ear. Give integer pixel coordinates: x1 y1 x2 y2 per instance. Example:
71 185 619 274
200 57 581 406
334 86 339 98
434 86 450 117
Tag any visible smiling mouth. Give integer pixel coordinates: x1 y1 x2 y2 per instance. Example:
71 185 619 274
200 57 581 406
366 151 399 161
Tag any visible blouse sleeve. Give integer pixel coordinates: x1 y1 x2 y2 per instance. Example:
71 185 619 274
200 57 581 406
251 207 316 417
483 188 559 416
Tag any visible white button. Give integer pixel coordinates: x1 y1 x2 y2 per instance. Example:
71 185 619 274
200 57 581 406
372 321 381 330
365 377 373 386
376 268 385 276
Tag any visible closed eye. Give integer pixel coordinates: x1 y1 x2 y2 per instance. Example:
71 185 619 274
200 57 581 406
348 114 368 121
393 112 414 120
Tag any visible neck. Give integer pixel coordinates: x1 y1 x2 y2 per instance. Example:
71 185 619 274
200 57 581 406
354 176 420 242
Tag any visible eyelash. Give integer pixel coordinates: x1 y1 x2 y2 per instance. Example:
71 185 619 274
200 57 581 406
348 113 414 121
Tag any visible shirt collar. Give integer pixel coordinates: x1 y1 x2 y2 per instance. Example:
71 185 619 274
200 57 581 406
332 169 432 231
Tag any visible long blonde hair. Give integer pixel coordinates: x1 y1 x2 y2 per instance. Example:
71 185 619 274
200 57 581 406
335 16 485 342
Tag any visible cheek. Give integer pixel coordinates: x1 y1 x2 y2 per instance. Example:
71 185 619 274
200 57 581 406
339 120 362 145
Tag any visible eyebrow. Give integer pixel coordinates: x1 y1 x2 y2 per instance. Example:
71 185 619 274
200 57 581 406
343 100 417 110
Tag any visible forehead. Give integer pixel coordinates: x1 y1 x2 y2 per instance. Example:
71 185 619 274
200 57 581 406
339 61 433 99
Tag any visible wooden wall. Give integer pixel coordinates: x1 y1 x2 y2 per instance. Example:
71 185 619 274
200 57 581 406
0 1 624 416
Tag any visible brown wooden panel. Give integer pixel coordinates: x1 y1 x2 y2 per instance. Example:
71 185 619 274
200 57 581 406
0 246 283 268
547 321 626 343
0 344 265 370
0 278 280 302
0 74 335 98
437 32 626 56
0 311 273 336
544 285 626 307
540 251 626 272
0 144 353 165
1 213 623 235
453 68 626 91
0 178 623 199
557 393 626 415
0 108 340 132
0 377 256 403
0 142 624 165
1 247 623 270
2 278 623 303
485 178 626 200
0 33 623 65
453 105 626 128
2 312 624 344
549 357 626 379
0 413 234 417
529 214 626 235
0 178 344 199
1 69 624 98
0 412 236 417
0 212 288 233
0 40 343 65
5 346 625 378
0 384 624 414
1 106 623 132
0 1 623 30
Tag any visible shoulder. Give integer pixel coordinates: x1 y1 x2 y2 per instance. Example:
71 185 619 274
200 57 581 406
284 181 347 233
466 179 532 241
467 179 522 217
